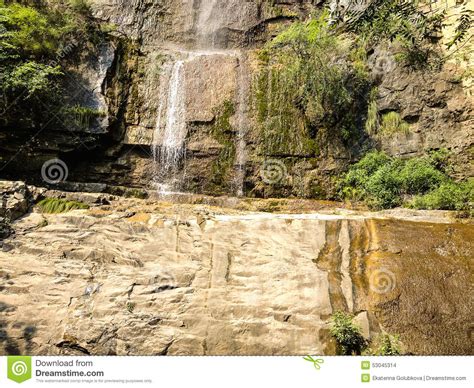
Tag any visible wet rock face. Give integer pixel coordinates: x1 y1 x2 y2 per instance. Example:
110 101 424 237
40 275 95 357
0 200 472 355
91 0 316 48
1 1 472 198
83 0 474 196
185 54 239 122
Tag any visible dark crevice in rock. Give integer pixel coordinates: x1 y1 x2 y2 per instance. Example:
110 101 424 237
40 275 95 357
56 341 91 355
312 220 348 313
225 252 233 283
157 340 175 356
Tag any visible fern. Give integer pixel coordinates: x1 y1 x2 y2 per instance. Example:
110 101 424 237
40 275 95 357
344 0 443 45
447 9 472 49
339 0 447 69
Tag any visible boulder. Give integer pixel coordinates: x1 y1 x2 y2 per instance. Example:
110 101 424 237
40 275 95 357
0 181 33 222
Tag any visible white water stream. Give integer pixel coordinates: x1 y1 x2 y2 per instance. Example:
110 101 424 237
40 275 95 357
152 60 186 193
233 53 249 196
196 0 220 48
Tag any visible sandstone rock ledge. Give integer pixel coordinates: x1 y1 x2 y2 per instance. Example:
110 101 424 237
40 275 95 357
0 196 472 355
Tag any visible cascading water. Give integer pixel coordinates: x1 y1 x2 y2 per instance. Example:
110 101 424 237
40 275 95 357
196 1 249 196
153 0 248 196
152 60 187 193
196 0 220 48
233 54 249 196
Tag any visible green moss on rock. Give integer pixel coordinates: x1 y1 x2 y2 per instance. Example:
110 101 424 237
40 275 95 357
37 198 89 214
208 101 237 192
252 13 371 157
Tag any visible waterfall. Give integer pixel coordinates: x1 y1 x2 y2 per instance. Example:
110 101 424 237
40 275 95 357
196 0 220 48
152 0 249 196
195 1 248 195
152 60 187 193
233 54 249 196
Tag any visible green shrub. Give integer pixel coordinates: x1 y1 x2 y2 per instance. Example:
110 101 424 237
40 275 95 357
364 162 402 209
427 148 451 173
330 311 367 355
395 44 442 71
377 334 402 356
37 198 89 214
0 1 67 113
344 0 445 69
398 158 446 194
410 180 473 211
340 150 471 211
330 312 404 356
68 0 92 15
365 334 402 356
0 1 109 128
269 15 330 50
347 150 391 178
0 2 70 57
341 150 392 203
3 61 63 99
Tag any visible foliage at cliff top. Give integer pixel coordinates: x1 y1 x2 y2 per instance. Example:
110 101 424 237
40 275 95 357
344 0 471 47
340 150 473 211
343 0 444 44
339 0 471 69
1 1 64 106
0 0 107 128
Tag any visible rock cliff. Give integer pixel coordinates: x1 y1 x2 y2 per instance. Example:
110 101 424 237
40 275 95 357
0 0 472 197
1 1 472 358
0 192 472 355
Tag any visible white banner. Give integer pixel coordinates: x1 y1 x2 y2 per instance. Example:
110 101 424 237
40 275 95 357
0 356 471 387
